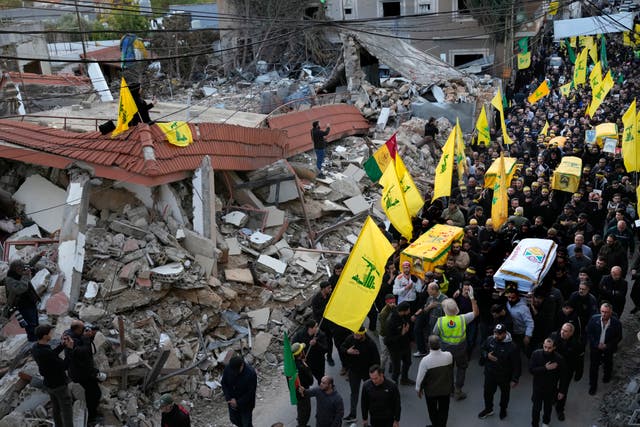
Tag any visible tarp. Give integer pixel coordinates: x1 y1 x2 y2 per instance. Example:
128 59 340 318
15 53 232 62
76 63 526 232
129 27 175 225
494 239 557 293
400 224 464 279
551 156 582 193
484 156 518 188
553 12 635 40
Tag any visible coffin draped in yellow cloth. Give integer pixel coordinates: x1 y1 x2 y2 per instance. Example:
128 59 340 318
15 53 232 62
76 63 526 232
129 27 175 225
399 224 464 279
483 156 518 188
551 156 582 193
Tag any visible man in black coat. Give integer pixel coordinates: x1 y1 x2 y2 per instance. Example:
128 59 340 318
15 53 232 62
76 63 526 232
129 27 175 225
340 327 380 423
361 365 401 427
155 394 191 427
550 323 583 420
4 254 44 341
291 342 314 427
586 303 623 395
529 338 567 427
311 120 330 177
478 324 521 420
311 281 338 367
384 301 414 386
292 319 328 384
221 356 258 427
598 266 628 317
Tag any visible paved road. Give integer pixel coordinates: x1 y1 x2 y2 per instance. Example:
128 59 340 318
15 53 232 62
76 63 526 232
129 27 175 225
255 332 606 427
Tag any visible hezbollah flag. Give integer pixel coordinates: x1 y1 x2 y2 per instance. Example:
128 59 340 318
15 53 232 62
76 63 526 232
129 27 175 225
559 82 572 97
156 121 193 147
541 120 549 136
623 32 635 47
283 331 298 405
395 154 424 217
475 105 490 147
433 126 456 200
455 118 468 182
573 49 588 87
586 70 614 117
112 77 139 137
491 153 508 232
622 99 638 172
637 184 640 217
517 52 531 70
589 61 602 91
491 89 513 145
323 217 394 332
364 134 398 182
380 163 413 240
527 80 550 104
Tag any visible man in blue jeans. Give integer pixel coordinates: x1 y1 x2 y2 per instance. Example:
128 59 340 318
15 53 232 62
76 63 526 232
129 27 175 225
311 121 330 178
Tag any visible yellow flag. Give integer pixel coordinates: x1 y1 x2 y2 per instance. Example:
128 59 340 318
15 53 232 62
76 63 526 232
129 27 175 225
573 49 588 87
395 154 424 217
455 118 467 182
623 32 636 47
637 184 640 218
112 77 139 137
323 216 394 332
527 80 550 104
589 61 602 90
541 120 549 136
433 127 456 201
587 70 614 117
491 153 508 231
517 52 531 70
549 0 559 14
156 121 193 147
380 163 413 240
559 83 572 97
622 99 637 172
491 89 512 145
475 105 490 147
569 36 577 48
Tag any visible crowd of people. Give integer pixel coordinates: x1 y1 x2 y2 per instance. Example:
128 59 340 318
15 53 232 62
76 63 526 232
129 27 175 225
283 30 639 427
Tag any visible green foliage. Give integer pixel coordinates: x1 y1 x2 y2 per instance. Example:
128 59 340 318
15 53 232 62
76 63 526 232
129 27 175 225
102 0 149 33
0 0 23 8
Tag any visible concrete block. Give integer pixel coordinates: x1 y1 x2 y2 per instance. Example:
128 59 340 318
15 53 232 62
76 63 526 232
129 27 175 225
122 238 140 253
256 254 287 275
223 211 248 227
12 175 65 233
346 234 359 245
293 250 321 274
219 286 238 300
343 164 366 182
343 194 370 215
247 307 270 329
78 305 107 323
0 335 28 360
46 291 69 315
109 220 147 239
267 180 299 204
181 228 215 258
330 177 361 200
264 206 285 228
321 200 350 213
251 332 272 356
249 231 273 250
225 237 242 256
310 185 333 200
226 171 265 209
195 254 215 278
224 268 254 284
84 281 99 301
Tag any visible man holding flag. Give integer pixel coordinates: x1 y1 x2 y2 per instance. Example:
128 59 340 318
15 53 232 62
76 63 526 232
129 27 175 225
299 376 344 427
290 342 314 427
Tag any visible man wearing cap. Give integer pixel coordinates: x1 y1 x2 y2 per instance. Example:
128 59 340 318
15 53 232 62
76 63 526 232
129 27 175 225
415 335 454 427
340 327 380 422
291 342 314 427
221 356 258 427
156 394 191 427
384 301 414 386
505 284 534 356
432 294 479 400
361 365 401 427
478 323 520 420
393 261 423 312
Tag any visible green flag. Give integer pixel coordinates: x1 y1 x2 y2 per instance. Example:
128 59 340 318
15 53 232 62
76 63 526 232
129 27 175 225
600 35 608 69
565 39 576 64
283 331 298 405
518 37 529 54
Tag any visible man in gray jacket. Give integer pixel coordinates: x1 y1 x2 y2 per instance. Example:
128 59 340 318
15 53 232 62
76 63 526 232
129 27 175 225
415 336 454 427
301 375 343 427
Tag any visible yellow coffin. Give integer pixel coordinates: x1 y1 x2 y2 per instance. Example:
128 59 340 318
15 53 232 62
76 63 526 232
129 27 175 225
595 123 618 147
400 224 464 279
484 156 518 188
551 156 582 193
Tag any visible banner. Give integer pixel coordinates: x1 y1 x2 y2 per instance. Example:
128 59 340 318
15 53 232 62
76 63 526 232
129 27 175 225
395 154 424 217
156 121 193 147
564 39 576 64
363 134 398 182
600 34 608 69
380 163 413 240
559 82 572 97
112 77 139 137
455 118 467 182
323 217 394 332
433 127 456 200
475 105 490 147
491 153 508 231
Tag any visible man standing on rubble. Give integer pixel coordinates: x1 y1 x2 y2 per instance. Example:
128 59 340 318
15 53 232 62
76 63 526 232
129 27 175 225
155 394 191 427
221 356 258 427
4 252 45 342
31 324 74 427
311 120 330 178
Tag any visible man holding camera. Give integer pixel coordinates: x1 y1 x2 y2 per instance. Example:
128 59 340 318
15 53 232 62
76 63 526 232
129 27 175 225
4 253 45 341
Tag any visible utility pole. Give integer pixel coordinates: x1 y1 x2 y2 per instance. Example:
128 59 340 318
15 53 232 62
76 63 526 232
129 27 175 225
74 0 88 75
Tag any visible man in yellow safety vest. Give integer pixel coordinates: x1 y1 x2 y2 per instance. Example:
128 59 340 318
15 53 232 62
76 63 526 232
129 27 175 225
433 289 479 400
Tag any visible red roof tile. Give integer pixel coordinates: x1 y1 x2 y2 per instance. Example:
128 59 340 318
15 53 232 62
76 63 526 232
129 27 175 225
80 45 122 67
7 72 91 88
266 104 369 156
0 119 288 186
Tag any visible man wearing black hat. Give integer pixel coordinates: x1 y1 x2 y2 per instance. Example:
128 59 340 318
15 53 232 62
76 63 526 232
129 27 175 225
478 324 521 420
341 327 380 423
155 393 191 427
221 356 258 427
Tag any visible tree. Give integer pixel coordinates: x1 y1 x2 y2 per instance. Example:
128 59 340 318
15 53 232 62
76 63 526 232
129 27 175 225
101 0 149 33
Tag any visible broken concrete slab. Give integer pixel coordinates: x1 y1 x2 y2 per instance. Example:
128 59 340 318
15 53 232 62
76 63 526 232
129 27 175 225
321 200 350 213
343 195 370 215
343 164 366 182
329 177 361 200
247 307 270 329
0 334 28 361
225 237 242 256
267 180 299 204
249 231 273 250
46 291 70 315
174 288 222 309
264 206 285 228
224 268 254 285
223 211 248 227
251 332 272 356
195 254 215 278
293 250 321 274
310 185 333 200
12 174 66 233
78 305 107 323
109 220 148 239
181 228 215 258
256 254 287 275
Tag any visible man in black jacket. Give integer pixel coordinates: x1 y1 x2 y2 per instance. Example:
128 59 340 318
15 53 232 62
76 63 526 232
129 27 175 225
311 120 330 177
291 342 314 427
221 356 258 427
311 281 337 368
340 326 380 423
4 253 44 341
384 301 414 386
478 324 521 420
31 324 74 427
586 303 623 395
361 365 401 427
66 322 103 423
598 266 628 317
529 338 567 427
292 319 328 384
550 323 583 421
155 394 191 427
